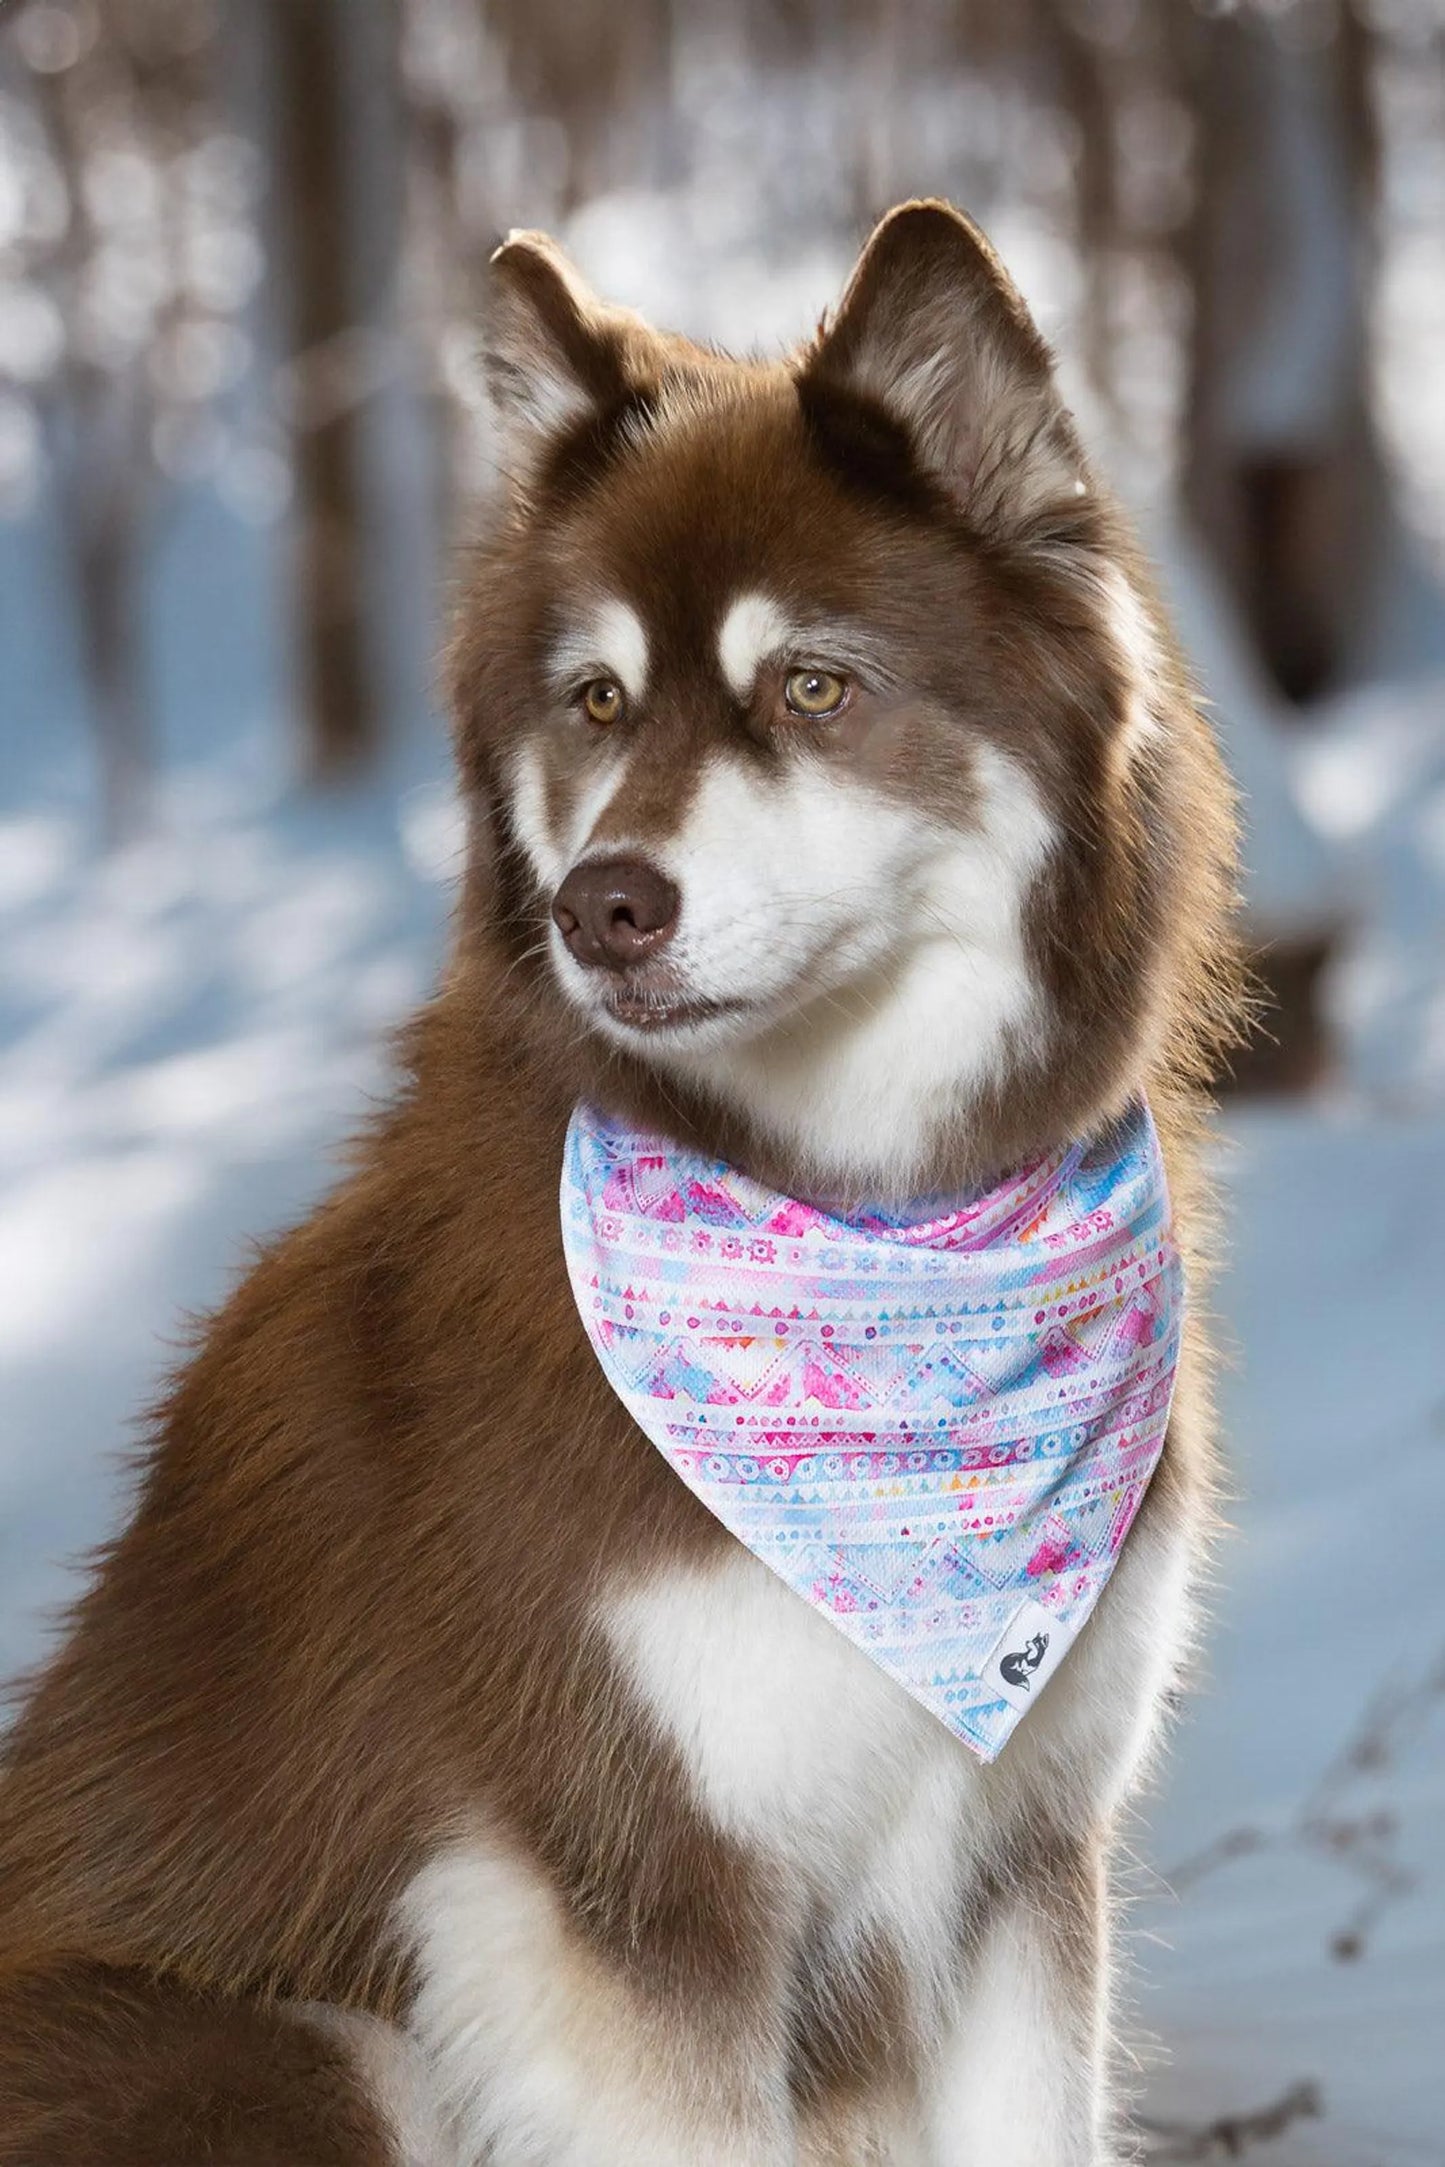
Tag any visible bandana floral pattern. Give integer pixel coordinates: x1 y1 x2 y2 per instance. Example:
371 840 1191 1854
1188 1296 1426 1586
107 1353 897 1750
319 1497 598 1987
561 1099 1183 1761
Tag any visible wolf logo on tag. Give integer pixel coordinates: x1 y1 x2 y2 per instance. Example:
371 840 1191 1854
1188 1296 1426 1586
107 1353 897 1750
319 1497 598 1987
983 1602 1075 1713
999 1630 1051 1692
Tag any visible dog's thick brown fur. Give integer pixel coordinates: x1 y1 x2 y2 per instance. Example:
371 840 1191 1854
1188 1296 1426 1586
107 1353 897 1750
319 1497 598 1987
0 202 1240 2165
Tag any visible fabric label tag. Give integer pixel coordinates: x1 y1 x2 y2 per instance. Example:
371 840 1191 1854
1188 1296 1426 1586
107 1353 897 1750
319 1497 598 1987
980 1600 1076 1713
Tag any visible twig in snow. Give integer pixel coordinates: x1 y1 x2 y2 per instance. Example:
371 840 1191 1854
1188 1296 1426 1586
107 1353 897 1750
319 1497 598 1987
1139 2079 1323 2159
1157 1640 1445 1959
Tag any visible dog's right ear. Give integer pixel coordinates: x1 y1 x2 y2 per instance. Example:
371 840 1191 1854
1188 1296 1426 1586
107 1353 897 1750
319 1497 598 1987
802 201 1089 546
484 231 629 485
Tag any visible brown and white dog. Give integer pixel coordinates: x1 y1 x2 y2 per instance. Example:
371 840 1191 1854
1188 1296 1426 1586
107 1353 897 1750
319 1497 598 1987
0 202 1240 2165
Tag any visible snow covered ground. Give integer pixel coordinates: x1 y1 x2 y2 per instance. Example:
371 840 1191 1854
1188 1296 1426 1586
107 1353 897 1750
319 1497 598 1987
1134 1107 1445 2164
0 750 461 1664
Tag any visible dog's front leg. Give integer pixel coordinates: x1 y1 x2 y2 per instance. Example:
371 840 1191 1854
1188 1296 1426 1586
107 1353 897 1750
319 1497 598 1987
924 1834 1114 2167
403 1837 798 2167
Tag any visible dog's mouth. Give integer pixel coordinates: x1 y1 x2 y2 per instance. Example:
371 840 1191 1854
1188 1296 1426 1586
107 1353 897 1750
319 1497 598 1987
600 986 753 1035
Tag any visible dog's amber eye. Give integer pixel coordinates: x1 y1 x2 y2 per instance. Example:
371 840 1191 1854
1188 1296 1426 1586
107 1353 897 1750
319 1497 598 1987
784 667 848 719
581 679 624 726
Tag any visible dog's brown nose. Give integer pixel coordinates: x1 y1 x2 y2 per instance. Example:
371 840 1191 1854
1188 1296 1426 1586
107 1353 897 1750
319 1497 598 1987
552 857 681 970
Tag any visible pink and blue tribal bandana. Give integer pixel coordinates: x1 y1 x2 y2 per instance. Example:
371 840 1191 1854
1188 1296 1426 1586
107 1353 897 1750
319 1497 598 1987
560 1100 1183 1761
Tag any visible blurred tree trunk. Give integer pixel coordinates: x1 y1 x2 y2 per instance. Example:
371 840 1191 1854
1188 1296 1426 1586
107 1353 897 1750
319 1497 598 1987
396 2 482 560
28 54 156 839
1168 0 1385 1093
71 404 152 838
488 0 672 212
1179 0 1386 710
271 0 376 776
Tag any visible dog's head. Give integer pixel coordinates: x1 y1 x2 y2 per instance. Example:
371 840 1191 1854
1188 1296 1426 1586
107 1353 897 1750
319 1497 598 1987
451 201 1236 1202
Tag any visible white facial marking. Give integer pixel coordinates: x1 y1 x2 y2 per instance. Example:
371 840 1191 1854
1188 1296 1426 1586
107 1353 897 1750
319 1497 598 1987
717 591 792 702
508 742 561 891
509 740 629 895
549 596 649 704
662 754 919 1007
592 597 649 702
604 742 1058 1195
1097 563 1165 757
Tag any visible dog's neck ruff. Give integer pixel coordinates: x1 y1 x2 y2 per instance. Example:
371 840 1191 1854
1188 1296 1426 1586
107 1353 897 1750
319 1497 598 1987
561 1100 1182 1761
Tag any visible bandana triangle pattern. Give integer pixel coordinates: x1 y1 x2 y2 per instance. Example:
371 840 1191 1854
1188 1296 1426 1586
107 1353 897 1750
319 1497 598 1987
560 1098 1183 1762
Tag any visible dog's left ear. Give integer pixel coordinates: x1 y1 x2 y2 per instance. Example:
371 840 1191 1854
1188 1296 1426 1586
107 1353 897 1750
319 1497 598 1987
801 200 1087 542
484 230 630 484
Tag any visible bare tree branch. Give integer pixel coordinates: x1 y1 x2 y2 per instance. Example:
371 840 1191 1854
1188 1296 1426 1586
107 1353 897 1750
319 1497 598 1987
1140 2079 1323 2162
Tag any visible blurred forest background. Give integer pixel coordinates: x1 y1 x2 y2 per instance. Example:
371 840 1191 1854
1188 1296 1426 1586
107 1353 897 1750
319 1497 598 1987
3 3 1445 2161
6 0 1445 1077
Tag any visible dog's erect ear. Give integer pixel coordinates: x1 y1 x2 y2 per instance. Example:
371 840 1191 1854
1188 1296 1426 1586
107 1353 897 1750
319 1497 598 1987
484 230 629 481
802 201 1087 541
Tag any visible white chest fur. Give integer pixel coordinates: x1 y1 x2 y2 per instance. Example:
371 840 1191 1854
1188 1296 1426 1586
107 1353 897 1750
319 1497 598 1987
602 1546 980 1951
606 1551 979 1872
397 1520 1193 2166
397 1550 983 2166
599 1514 1197 1936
